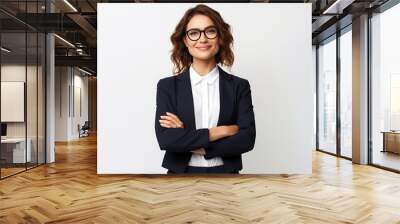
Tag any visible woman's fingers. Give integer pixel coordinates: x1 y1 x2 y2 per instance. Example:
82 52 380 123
166 112 183 124
191 148 206 155
159 119 176 128
159 118 184 129
166 112 180 121
160 116 182 128
159 120 171 128
191 149 199 154
160 112 184 128
167 112 183 126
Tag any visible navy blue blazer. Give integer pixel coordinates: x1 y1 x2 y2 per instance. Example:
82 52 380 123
155 65 256 173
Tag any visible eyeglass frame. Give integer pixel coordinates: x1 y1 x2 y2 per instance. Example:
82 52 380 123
185 26 219 41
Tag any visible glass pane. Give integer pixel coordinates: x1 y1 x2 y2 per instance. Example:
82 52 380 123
340 29 352 158
27 31 38 169
318 37 337 154
24 0 38 169
38 32 45 165
0 1 46 179
1 32 27 177
371 3 400 171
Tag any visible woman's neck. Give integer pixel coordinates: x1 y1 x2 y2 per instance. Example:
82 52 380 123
192 59 217 76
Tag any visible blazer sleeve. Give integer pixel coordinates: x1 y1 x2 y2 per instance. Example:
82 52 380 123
155 79 210 153
204 80 256 158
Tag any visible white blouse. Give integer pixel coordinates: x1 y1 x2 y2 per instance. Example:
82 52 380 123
188 65 224 167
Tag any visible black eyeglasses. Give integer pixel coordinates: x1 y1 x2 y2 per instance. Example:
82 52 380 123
185 26 218 41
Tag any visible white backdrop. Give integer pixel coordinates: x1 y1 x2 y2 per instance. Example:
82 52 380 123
98 3 314 174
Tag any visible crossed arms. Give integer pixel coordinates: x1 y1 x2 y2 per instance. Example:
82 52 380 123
155 79 256 158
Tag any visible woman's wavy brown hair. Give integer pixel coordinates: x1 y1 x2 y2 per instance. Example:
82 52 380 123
170 4 234 74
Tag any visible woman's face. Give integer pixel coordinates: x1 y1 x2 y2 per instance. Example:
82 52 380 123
184 14 220 63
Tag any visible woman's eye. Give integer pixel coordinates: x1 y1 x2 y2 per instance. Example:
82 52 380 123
207 29 217 34
189 31 199 37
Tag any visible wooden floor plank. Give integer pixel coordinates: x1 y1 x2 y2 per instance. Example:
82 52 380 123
1 134 400 223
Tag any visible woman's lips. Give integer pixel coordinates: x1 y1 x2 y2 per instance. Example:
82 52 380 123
196 46 211 51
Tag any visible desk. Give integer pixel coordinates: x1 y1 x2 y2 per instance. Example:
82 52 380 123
1 138 32 163
381 131 400 154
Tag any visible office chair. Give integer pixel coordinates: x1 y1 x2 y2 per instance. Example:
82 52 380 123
79 121 90 138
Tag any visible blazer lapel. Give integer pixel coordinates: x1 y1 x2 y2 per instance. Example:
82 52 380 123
175 65 234 129
176 68 196 129
217 66 234 126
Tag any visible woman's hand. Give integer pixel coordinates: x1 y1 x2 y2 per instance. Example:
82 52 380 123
191 148 206 155
209 125 239 142
225 125 239 136
159 112 184 128
159 111 239 143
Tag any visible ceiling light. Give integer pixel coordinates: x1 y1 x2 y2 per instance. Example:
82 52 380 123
78 67 93 76
54 34 75 48
63 0 78 12
322 0 354 15
1 47 11 53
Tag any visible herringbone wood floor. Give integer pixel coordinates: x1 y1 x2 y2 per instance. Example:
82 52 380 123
1 134 400 224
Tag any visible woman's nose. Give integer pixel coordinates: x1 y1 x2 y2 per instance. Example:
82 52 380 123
199 32 207 42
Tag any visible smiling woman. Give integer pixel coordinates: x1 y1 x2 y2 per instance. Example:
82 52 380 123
154 4 256 174
170 4 234 74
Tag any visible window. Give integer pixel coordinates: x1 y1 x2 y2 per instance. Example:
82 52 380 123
318 36 337 154
339 28 352 158
370 2 400 171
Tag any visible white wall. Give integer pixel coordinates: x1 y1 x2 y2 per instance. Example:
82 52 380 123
98 3 313 174
55 67 89 141
55 67 69 141
72 72 89 138
312 45 317 139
